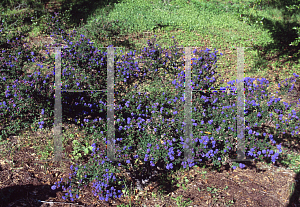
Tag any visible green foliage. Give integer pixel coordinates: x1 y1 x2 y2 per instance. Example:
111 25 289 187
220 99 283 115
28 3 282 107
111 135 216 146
0 0 45 14
280 152 300 173
71 140 94 161
171 195 193 207
83 16 125 42
58 0 115 29
236 0 264 27
286 0 300 47
286 0 300 11
0 8 33 39
242 0 300 55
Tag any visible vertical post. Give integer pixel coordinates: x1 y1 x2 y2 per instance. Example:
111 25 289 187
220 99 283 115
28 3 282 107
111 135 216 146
107 46 116 161
230 47 253 162
184 47 193 163
236 47 246 160
51 45 124 164
177 46 253 164
53 47 63 162
49 42 254 166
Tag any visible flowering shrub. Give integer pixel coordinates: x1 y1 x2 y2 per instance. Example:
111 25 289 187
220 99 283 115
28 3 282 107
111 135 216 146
1 12 300 203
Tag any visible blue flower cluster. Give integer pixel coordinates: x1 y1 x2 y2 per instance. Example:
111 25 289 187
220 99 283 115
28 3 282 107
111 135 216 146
1 11 300 204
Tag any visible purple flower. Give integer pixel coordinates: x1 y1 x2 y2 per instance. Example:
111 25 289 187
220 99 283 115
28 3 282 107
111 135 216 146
166 163 173 170
239 163 245 168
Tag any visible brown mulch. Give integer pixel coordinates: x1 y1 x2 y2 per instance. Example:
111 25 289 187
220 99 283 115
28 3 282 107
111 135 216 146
137 160 299 207
1 104 300 207
0 133 299 207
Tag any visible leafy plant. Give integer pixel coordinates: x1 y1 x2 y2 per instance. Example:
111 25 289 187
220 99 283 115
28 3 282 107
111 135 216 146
83 16 126 44
71 139 94 161
118 179 135 207
176 176 189 190
207 186 219 194
226 199 235 206
237 0 264 27
249 0 300 51
117 204 131 207
286 0 300 48
280 152 300 173
171 195 193 207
